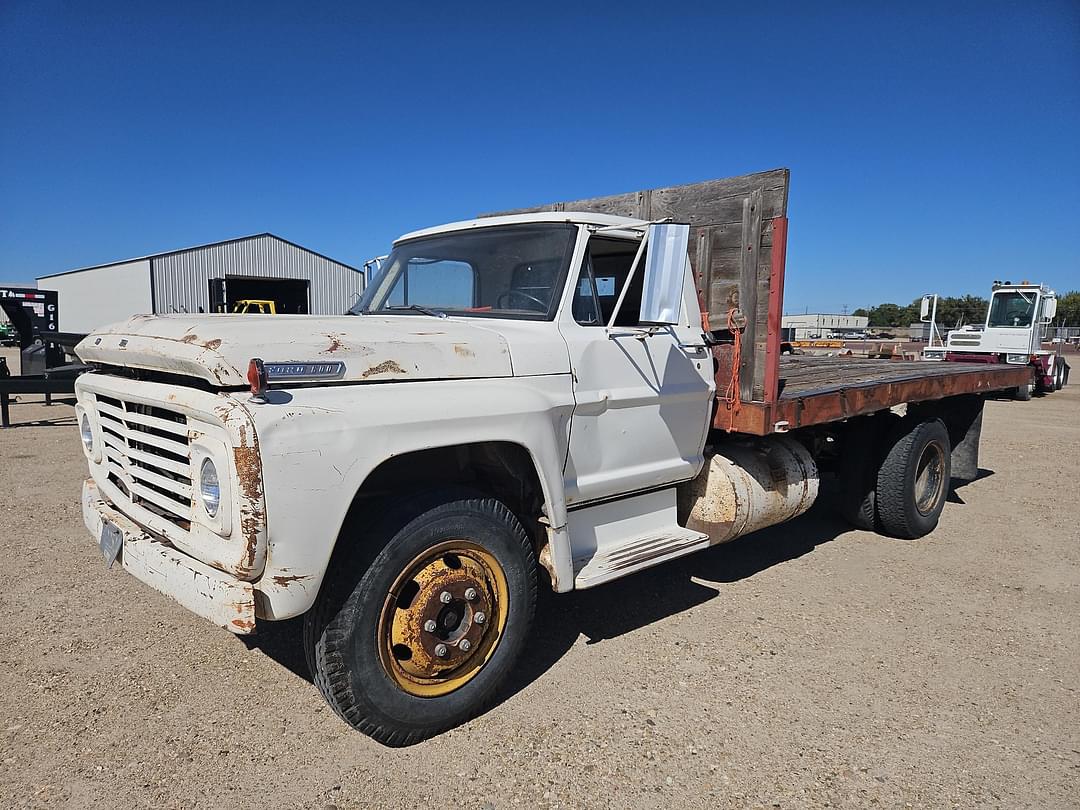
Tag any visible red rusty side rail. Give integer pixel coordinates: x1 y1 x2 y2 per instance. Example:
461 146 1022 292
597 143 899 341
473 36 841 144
762 216 788 405
715 363 1031 436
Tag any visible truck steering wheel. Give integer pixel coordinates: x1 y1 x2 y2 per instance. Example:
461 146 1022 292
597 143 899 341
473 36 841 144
496 290 548 312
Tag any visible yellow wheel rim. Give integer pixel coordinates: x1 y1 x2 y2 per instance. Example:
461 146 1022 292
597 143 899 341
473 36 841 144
377 540 509 698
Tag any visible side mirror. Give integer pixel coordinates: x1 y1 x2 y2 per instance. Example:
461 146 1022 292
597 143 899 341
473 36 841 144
639 223 690 325
919 295 933 322
1043 297 1057 322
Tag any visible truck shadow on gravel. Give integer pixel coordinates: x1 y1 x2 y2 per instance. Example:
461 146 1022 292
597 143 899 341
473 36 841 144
244 498 857 708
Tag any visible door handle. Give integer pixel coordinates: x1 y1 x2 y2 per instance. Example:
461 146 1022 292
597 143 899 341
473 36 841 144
679 343 709 354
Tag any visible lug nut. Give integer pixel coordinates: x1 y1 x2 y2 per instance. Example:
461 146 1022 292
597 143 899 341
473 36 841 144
464 587 478 601
423 619 437 633
434 643 448 657
439 591 452 604
474 611 486 625
459 639 471 652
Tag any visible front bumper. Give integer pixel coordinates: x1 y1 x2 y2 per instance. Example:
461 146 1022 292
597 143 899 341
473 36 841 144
82 478 256 634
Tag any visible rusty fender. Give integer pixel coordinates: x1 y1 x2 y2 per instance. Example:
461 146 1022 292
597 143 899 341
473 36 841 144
245 374 577 620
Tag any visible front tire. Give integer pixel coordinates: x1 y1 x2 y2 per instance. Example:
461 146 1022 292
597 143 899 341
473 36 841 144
1015 381 1033 401
875 418 952 539
304 491 537 746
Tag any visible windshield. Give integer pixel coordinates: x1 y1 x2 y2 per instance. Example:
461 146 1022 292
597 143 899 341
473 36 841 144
987 291 1036 328
352 224 577 320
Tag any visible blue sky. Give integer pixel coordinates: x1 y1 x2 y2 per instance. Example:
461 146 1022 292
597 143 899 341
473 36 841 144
1 1 1077 312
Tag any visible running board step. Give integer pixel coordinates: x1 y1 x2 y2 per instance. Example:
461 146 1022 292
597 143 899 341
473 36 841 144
567 487 709 589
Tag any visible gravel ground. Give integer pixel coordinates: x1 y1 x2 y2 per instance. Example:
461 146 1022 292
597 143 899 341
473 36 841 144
0 358 1077 809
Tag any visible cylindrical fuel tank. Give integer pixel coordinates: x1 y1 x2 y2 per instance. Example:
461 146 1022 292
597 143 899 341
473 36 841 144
677 435 819 544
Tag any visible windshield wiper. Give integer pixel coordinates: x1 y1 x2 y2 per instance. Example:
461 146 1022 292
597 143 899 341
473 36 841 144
384 304 448 318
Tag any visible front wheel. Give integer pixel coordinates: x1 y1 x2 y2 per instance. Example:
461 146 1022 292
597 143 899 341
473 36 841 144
304 492 537 746
1015 381 1033 401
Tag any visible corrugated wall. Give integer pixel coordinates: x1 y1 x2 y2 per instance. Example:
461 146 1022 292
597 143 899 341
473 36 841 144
151 235 364 315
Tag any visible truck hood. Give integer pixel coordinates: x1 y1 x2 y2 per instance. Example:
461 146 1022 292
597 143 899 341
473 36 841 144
75 314 514 387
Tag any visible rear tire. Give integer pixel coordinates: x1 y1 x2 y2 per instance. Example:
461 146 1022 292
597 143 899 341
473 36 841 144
875 418 951 539
304 490 537 746
838 415 896 530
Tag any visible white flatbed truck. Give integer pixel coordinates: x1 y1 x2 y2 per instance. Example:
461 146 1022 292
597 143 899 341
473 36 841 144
72 170 1031 745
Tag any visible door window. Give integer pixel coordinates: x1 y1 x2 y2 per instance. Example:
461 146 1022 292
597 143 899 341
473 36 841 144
571 238 647 327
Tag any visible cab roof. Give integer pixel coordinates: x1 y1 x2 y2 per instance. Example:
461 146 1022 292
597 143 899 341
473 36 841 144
395 212 649 244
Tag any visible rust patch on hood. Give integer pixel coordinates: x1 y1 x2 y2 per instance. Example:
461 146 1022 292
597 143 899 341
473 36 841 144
271 574 308 586
362 359 406 378
177 333 222 351
322 333 345 353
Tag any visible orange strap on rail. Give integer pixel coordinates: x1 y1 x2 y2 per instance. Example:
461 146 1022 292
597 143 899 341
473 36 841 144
719 309 742 430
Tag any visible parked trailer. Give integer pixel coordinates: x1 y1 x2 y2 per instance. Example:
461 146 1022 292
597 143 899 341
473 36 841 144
71 169 1029 746
0 287 89 427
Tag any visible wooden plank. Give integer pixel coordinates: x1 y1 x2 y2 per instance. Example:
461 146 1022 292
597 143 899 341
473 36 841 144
483 169 789 225
738 187 764 401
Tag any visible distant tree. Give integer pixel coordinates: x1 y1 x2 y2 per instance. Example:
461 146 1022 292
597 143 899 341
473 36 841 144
852 307 869 318
1056 290 1080 326
866 302 908 327
934 295 989 328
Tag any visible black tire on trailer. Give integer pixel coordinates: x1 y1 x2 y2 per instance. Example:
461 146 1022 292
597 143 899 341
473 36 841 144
838 414 896 530
1015 381 1033 401
304 489 537 747
875 418 952 540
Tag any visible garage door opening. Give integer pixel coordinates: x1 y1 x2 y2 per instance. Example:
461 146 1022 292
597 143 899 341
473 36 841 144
210 278 311 314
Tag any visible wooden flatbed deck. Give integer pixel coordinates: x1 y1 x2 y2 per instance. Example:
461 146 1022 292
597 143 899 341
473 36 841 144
719 355 1031 435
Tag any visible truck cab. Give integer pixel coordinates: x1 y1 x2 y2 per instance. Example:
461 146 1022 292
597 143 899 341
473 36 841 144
943 282 1069 396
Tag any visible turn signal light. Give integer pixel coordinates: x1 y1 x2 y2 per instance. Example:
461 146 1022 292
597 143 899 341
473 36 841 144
247 358 268 399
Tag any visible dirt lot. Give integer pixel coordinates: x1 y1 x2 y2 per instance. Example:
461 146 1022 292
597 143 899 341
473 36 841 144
1 358 1077 808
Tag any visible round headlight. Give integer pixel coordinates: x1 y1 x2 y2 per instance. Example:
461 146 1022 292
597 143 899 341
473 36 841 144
199 457 221 518
79 411 94 454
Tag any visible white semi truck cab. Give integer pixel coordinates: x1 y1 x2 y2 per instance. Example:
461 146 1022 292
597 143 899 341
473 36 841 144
929 282 1070 397
71 171 1033 745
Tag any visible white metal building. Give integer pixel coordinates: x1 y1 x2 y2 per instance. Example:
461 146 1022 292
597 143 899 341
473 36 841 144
37 233 364 334
781 313 869 340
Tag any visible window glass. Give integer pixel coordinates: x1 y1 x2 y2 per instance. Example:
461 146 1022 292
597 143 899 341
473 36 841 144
987 292 1035 328
383 259 475 309
354 224 576 320
570 237 646 326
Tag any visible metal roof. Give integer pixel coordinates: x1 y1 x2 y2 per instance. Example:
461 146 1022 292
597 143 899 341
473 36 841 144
37 233 360 279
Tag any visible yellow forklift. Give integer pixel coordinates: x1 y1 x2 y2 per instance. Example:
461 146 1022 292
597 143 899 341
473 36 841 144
231 299 278 314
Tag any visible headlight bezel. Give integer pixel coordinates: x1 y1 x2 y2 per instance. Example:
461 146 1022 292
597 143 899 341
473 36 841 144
74 402 103 463
1005 353 1030 365
190 439 234 537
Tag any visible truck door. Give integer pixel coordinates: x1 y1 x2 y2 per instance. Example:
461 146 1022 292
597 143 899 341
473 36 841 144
559 234 714 504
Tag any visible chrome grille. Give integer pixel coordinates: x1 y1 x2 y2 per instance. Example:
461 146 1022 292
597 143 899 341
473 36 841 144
949 335 982 347
95 394 193 527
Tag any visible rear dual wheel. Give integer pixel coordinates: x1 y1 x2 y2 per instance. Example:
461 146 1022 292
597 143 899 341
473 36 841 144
875 418 951 539
304 491 537 746
839 416 951 539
